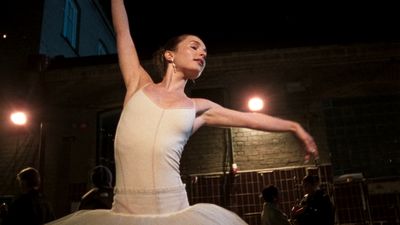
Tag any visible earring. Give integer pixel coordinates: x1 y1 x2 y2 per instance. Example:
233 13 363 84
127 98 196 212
171 59 177 73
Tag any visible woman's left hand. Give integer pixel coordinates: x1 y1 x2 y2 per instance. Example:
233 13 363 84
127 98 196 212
294 124 319 163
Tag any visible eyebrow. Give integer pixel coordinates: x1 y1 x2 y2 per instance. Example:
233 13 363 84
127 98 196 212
190 40 207 53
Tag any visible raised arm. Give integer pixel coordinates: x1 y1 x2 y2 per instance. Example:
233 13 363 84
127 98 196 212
193 98 318 162
111 0 152 102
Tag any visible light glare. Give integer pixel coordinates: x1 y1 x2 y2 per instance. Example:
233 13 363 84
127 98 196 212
10 112 27 125
248 97 264 111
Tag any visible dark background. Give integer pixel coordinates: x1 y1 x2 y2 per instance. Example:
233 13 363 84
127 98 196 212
97 1 400 58
1 1 399 59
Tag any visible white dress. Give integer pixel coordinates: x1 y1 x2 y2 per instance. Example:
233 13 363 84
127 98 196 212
47 88 247 225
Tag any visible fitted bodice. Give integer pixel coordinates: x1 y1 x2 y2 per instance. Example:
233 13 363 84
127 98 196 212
46 88 248 223
114 88 195 193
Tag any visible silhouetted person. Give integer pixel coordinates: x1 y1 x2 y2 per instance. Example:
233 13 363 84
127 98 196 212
3 167 55 225
261 185 291 225
0 202 9 224
78 165 114 210
291 175 334 225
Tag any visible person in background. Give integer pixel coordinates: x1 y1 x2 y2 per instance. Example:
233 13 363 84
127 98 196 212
78 165 114 210
291 175 334 225
261 185 291 225
3 167 55 225
0 201 9 224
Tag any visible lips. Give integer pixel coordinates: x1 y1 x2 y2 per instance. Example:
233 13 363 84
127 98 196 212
195 59 205 67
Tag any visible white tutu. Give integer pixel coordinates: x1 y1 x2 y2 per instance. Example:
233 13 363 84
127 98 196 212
46 203 247 225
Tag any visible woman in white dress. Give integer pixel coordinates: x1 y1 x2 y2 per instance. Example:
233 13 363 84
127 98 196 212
46 1 318 224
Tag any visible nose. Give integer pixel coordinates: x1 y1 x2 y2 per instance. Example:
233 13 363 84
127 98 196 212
199 50 207 60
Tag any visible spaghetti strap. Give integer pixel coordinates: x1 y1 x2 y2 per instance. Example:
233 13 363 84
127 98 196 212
124 82 152 107
189 98 196 110
137 82 152 94
142 82 152 89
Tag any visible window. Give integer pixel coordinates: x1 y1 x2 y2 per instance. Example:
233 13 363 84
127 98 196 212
62 0 79 49
97 40 108 55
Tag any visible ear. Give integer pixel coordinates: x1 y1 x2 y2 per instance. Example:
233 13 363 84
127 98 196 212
164 51 174 63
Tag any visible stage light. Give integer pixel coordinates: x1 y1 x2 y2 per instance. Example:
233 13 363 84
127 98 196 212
248 97 264 111
10 111 27 125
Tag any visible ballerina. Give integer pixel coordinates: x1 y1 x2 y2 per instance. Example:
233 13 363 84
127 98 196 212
46 1 318 224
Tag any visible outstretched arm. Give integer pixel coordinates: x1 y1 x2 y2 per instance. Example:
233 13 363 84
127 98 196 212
193 98 318 162
111 0 152 103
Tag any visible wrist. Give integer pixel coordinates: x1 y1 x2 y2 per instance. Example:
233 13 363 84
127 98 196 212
290 122 300 133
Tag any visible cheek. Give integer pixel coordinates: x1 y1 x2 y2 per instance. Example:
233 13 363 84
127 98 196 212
176 52 191 65
184 52 193 62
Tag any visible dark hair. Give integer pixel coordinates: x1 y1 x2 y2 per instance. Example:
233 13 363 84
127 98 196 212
152 34 192 78
262 185 279 203
17 167 40 189
302 174 320 185
91 165 112 188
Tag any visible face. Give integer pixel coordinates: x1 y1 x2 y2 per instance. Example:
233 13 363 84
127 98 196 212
172 35 207 80
302 182 317 194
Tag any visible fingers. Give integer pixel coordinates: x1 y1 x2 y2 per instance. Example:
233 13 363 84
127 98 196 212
309 147 319 158
306 135 318 155
304 153 311 164
304 140 319 164
295 125 319 164
305 148 319 163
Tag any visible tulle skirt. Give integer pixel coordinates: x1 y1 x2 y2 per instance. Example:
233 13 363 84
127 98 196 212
45 203 248 225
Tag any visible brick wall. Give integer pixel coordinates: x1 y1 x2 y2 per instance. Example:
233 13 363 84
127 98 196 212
1 42 400 220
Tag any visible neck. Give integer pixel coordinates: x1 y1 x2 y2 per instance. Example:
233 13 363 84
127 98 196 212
161 67 188 92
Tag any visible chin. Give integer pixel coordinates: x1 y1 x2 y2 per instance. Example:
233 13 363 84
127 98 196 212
186 70 202 80
193 73 202 80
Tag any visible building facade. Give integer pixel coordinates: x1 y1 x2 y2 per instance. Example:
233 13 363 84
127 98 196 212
0 0 115 217
29 42 400 223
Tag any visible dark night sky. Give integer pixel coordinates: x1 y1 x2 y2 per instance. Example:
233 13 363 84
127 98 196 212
1 1 399 59
98 1 400 59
